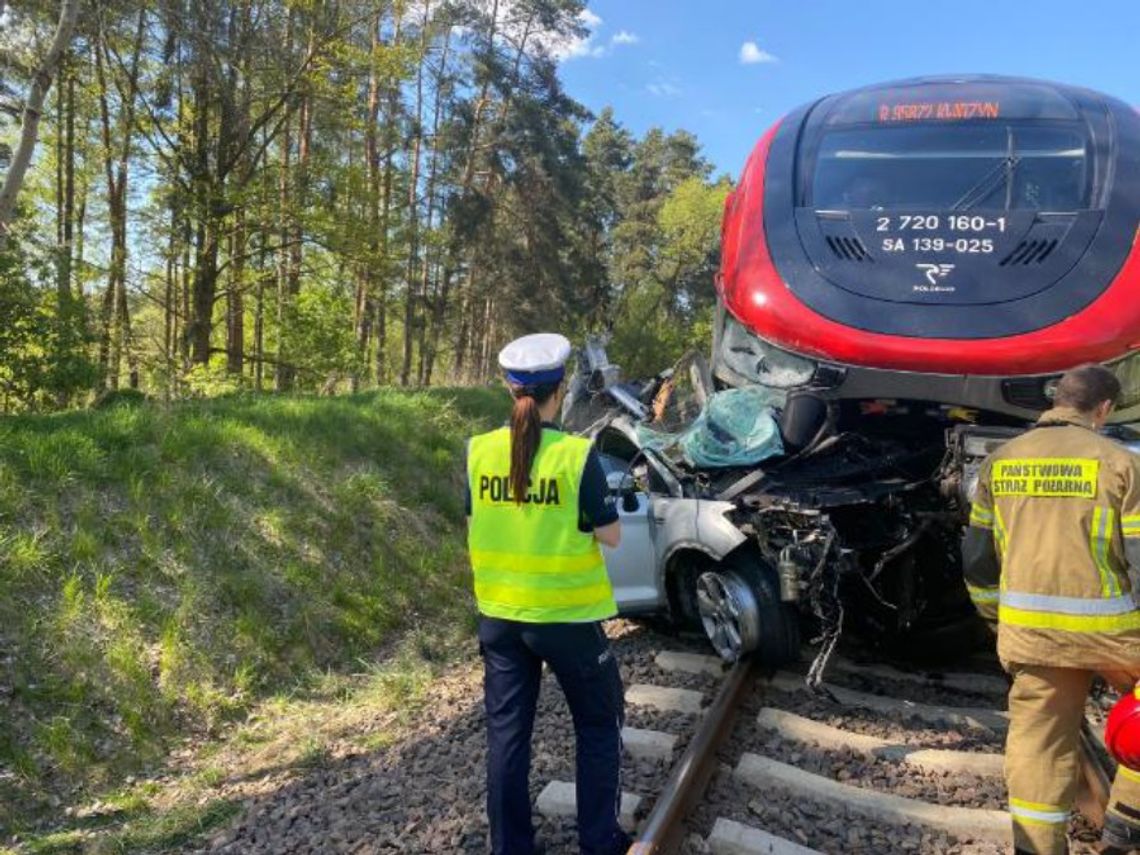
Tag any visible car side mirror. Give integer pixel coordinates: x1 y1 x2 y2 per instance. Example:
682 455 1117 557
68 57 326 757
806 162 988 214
606 470 641 513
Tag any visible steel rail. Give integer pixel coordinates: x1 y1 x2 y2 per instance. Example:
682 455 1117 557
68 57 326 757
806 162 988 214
627 656 757 855
627 664 1113 853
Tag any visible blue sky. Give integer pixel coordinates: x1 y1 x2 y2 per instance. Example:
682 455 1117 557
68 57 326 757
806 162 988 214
558 0 1140 177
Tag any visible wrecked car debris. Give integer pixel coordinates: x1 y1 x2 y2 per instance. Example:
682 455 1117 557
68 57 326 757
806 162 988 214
576 75 1140 679
637 386 784 469
564 337 1125 677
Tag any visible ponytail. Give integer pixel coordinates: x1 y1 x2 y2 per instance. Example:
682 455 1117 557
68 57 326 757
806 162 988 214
508 381 560 505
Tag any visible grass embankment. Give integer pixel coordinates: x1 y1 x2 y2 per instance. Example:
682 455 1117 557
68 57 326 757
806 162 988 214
0 388 505 846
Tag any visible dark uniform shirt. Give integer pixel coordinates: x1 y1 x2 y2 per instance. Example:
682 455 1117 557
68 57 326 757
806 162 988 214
465 423 618 533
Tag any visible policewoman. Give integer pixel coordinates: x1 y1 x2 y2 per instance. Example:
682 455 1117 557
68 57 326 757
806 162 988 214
466 333 628 855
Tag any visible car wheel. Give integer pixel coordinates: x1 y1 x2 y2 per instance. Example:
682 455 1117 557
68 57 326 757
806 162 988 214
694 552 799 665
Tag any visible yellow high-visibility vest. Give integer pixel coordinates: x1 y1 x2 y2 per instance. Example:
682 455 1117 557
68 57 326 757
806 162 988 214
467 426 616 623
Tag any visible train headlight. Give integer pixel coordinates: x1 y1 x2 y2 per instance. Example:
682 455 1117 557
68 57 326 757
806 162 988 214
719 314 839 389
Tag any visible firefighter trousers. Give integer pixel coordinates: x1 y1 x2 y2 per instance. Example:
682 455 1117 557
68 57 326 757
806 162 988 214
1005 663 1140 854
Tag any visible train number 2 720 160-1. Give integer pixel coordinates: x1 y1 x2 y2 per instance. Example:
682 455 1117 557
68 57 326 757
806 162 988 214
876 215 1008 233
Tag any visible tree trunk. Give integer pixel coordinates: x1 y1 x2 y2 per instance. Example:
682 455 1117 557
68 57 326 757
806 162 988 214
400 1 430 386
74 132 87 299
375 13 404 386
180 234 192 369
353 5 384 391
95 8 147 386
255 243 268 391
186 5 217 367
225 0 254 376
51 55 75 407
226 211 247 373
116 254 140 389
94 38 118 386
277 71 312 386
97 272 116 387
190 228 220 365
419 27 451 385
290 49 312 294
164 206 177 371
275 106 292 391
275 12 306 390
452 279 471 378
54 61 64 265
0 0 81 236
60 63 76 299
479 295 496 380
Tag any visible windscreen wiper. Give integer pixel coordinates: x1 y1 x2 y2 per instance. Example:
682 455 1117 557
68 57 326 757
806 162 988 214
950 154 1020 211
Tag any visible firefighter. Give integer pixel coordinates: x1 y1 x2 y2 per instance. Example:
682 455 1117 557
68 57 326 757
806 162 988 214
964 363 1140 854
466 333 628 855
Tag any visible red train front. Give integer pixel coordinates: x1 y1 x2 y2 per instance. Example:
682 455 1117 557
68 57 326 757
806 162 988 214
715 75 1140 420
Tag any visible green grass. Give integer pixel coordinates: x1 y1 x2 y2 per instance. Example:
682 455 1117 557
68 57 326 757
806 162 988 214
11 797 243 855
0 387 505 838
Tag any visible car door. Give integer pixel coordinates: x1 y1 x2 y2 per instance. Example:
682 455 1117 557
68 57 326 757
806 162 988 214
596 452 661 612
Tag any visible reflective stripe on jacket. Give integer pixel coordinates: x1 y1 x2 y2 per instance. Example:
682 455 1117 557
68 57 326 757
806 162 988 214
467 426 616 623
969 407 1140 669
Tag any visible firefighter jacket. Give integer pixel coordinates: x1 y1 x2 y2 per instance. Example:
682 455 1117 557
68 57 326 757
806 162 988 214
964 406 1140 670
467 427 617 623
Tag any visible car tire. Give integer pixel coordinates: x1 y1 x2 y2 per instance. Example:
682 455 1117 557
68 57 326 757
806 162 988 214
693 550 799 665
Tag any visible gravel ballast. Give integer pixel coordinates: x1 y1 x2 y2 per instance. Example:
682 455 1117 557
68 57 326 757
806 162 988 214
193 622 1107 854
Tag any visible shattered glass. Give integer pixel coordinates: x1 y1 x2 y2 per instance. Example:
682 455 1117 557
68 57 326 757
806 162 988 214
565 339 785 470
638 386 784 469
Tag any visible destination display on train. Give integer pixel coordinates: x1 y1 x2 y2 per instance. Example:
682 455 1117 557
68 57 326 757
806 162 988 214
877 101 1001 122
824 84 1081 126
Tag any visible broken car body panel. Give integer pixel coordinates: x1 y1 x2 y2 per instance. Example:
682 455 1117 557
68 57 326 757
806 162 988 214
568 338 1139 669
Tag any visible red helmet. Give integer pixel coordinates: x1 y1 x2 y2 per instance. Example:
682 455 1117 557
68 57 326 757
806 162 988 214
1106 688 1140 772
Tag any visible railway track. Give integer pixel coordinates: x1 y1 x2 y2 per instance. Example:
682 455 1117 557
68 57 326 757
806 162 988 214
533 643 1115 855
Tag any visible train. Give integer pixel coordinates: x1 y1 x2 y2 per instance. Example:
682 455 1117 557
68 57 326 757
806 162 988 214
576 75 1140 667
715 74 1140 418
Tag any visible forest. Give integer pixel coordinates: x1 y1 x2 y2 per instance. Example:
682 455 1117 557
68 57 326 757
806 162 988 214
0 4 733 836
0 0 731 412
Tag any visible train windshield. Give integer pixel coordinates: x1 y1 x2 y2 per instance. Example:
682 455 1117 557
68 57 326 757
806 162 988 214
811 124 1089 212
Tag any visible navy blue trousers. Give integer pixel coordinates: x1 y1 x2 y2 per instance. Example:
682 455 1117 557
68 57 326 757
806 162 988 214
479 616 628 855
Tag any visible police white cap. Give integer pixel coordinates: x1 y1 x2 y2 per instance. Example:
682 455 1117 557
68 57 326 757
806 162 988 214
498 333 572 386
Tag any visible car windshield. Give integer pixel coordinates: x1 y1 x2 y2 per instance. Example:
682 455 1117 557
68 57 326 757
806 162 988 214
810 123 1089 211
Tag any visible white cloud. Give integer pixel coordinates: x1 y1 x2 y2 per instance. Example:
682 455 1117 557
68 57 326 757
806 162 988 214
647 81 682 98
561 41 606 59
550 8 606 61
739 41 778 65
467 3 615 63
579 9 603 29
611 30 639 46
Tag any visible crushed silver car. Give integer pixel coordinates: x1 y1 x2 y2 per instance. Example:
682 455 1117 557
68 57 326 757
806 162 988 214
565 337 1140 679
